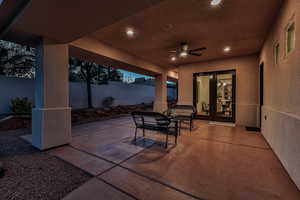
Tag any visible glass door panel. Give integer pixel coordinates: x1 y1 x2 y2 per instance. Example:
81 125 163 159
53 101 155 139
194 70 236 122
196 75 211 116
216 74 233 119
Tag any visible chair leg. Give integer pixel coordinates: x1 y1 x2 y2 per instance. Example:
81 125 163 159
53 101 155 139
190 120 192 131
165 134 169 148
134 127 137 143
175 122 178 145
179 121 181 136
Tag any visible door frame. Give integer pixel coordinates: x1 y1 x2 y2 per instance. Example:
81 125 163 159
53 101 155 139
259 63 264 129
193 69 236 123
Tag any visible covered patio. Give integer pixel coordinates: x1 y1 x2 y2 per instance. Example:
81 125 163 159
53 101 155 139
48 117 300 200
1 0 300 199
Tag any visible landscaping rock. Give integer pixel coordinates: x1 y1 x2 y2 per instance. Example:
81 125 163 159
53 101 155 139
0 117 31 132
0 130 91 200
1 104 153 130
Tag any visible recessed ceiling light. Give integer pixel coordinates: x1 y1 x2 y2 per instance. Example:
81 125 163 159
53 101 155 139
180 51 188 58
211 0 222 6
171 56 177 62
224 46 231 53
126 28 135 37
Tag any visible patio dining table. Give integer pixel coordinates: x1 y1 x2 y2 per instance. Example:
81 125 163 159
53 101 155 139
168 115 189 135
165 105 196 135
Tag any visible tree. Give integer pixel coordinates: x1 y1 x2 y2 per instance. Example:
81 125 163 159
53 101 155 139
107 66 123 82
0 47 8 75
69 58 124 109
69 58 109 108
0 40 35 78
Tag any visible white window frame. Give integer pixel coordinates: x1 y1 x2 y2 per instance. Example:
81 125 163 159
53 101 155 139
285 21 296 56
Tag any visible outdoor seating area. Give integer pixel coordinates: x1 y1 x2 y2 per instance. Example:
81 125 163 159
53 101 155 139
1 0 300 199
46 116 300 200
131 111 178 148
165 105 196 131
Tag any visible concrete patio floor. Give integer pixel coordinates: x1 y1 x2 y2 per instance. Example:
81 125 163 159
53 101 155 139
48 116 300 200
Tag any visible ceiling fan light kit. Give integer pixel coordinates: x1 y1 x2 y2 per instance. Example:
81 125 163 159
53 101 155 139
180 51 188 58
211 0 222 6
169 42 207 61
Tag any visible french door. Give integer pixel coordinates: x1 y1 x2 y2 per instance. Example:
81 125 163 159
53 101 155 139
193 70 236 123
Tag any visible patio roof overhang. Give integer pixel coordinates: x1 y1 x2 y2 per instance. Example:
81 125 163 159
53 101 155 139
70 37 178 81
0 0 179 79
0 0 282 75
87 0 283 67
0 0 164 43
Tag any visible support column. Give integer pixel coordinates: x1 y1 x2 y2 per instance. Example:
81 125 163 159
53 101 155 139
32 39 71 150
154 73 168 113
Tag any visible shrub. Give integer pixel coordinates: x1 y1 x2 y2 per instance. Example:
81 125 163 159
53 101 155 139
102 96 115 108
10 97 33 115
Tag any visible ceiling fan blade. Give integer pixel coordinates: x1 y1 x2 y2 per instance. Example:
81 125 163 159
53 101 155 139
190 47 207 52
169 50 177 53
189 52 202 56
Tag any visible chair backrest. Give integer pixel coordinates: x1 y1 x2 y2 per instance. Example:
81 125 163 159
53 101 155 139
169 105 196 117
131 111 170 127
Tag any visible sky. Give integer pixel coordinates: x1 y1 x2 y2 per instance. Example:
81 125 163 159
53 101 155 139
119 69 176 85
119 69 152 83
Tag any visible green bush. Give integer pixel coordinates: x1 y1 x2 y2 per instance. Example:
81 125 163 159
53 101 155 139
102 96 115 108
10 97 33 114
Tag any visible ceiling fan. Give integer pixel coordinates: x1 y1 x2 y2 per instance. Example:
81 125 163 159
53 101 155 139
170 42 207 58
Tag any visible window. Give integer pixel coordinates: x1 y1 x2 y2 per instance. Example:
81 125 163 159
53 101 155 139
274 43 280 65
286 22 295 54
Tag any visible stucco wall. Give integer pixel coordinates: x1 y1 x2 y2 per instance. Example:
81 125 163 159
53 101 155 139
0 76 35 114
70 81 160 108
178 54 259 127
259 0 300 189
0 76 176 114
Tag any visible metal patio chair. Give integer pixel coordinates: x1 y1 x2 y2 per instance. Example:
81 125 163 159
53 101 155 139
131 111 178 148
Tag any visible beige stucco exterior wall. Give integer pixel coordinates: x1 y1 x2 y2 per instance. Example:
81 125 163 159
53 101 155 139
70 37 178 80
178 54 259 127
259 0 300 189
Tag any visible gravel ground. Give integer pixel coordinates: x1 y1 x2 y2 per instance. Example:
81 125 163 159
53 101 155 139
0 129 92 200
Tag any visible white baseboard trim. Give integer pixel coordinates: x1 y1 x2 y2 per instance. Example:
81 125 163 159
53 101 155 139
209 121 236 127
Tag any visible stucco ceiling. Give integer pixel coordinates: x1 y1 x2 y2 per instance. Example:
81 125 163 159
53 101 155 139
90 0 283 67
0 0 25 33
1 0 164 43
0 0 283 69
